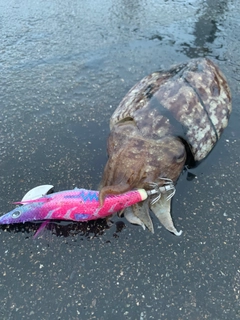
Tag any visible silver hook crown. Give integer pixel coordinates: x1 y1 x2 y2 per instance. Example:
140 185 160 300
147 178 176 206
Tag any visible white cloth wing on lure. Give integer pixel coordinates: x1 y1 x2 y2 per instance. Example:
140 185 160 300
21 185 54 201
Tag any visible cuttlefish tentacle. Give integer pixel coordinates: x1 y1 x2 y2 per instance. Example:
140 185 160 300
99 182 130 206
99 144 148 205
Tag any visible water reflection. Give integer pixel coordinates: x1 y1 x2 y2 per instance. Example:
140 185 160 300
182 0 230 58
0 218 114 239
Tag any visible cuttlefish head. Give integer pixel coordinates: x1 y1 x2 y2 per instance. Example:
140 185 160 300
99 121 186 235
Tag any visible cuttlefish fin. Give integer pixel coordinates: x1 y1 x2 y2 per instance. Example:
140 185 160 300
150 193 182 236
124 206 146 230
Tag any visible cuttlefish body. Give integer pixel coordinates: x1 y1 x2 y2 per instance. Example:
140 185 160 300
99 58 232 235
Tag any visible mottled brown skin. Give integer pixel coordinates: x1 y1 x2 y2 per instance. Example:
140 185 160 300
99 121 186 205
99 58 232 234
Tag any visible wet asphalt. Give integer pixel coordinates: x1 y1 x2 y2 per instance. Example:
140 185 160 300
0 0 239 319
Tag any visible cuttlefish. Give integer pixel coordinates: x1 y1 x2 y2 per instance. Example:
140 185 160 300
99 58 232 235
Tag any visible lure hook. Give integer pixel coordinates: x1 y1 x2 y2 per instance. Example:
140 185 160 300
147 178 176 205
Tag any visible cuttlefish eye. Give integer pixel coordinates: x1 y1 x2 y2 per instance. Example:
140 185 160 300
12 210 21 218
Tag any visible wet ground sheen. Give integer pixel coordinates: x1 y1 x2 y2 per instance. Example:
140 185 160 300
0 0 239 319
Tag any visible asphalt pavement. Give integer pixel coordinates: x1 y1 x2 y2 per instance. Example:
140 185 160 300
0 0 239 319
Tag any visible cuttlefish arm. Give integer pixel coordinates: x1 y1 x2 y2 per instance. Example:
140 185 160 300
150 193 182 236
99 122 186 235
123 207 146 230
122 186 182 236
124 200 154 233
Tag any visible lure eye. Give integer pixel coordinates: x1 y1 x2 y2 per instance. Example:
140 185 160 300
12 210 21 218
